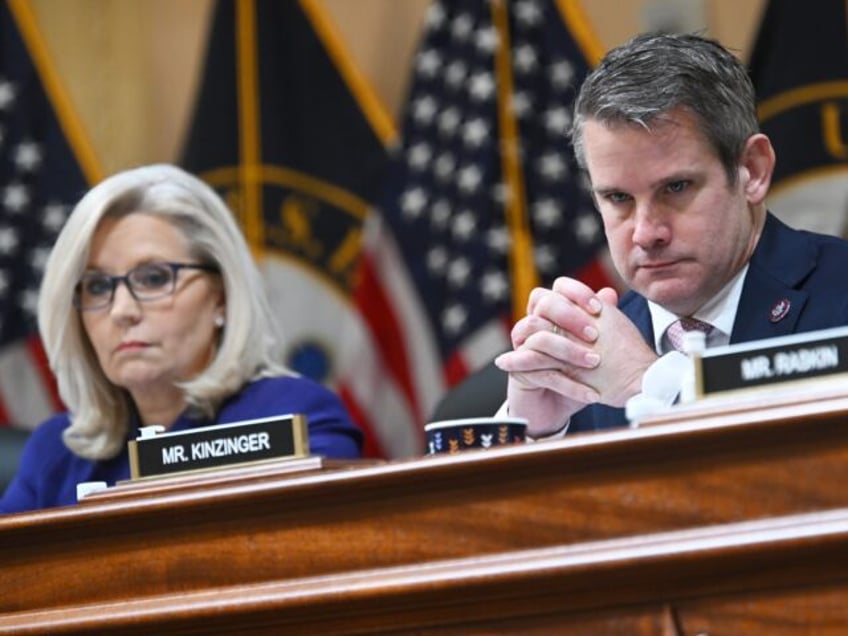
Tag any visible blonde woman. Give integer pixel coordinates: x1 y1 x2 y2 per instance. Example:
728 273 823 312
1 164 361 513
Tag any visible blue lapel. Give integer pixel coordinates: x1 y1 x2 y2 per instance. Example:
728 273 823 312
619 290 654 345
730 213 813 343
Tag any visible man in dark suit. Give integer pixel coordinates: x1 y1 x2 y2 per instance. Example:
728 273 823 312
494 32 848 438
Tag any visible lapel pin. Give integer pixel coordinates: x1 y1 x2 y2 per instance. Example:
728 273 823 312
769 298 791 323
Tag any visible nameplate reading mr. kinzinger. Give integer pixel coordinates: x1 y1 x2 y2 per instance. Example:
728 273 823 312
695 326 848 397
128 414 309 480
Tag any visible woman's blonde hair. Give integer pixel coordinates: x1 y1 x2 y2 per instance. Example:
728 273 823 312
38 164 290 460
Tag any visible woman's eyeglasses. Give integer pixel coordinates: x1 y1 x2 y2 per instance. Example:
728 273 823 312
73 261 219 311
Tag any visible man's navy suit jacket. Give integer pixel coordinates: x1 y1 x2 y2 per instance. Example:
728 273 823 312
570 212 848 433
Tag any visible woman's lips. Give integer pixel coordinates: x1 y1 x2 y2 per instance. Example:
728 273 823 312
116 341 149 352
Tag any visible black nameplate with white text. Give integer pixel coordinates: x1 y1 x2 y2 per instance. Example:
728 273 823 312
695 326 848 397
128 414 309 480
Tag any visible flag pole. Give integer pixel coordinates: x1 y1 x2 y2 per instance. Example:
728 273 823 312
492 0 539 323
235 0 263 254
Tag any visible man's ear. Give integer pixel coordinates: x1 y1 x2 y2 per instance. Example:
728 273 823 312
739 133 775 204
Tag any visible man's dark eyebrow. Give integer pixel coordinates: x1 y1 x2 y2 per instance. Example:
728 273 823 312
592 185 625 197
594 171 699 196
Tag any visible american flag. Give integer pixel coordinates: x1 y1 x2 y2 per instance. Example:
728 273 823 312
342 0 614 456
0 1 98 430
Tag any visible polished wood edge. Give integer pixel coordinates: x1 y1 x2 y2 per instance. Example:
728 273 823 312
84 456 382 502
2 394 846 538
2 507 846 634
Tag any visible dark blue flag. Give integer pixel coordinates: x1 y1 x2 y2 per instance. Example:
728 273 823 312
0 0 99 430
348 0 614 450
181 0 398 456
749 0 848 236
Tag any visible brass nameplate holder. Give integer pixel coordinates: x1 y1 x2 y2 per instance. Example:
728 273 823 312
694 325 848 398
128 414 309 480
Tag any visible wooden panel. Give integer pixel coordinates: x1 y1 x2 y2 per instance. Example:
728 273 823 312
2 508 847 634
2 385 848 631
678 586 848 635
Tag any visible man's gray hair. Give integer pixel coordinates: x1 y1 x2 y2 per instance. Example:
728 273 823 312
570 32 760 186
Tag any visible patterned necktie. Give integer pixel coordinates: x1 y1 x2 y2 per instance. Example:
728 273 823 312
665 317 713 353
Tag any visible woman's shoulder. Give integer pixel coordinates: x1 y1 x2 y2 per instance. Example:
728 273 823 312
244 374 333 397
28 413 73 449
14 412 74 476
225 375 361 458
220 374 343 420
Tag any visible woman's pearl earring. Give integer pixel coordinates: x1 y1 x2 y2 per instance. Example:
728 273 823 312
214 315 225 328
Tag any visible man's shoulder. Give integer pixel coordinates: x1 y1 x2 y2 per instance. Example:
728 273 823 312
784 223 848 274
803 229 848 257
761 212 848 258
751 213 848 288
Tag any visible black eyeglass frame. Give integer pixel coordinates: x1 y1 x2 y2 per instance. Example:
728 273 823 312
73 261 220 311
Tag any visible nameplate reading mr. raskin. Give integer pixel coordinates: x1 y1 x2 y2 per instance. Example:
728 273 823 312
128 414 309 480
695 325 848 397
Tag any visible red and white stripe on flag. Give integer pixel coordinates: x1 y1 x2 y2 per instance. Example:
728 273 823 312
340 216 511 459
0 336 62 431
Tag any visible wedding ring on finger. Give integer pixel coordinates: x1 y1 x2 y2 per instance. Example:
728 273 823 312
550 324 564 337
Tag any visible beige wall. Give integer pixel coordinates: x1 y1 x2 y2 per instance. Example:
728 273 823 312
28 0 766 177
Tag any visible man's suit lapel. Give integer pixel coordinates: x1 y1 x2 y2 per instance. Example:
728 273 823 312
730 213 813 343
619 291 654 346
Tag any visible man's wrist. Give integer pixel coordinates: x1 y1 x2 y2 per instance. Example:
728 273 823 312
527 419 570 441
497 400 570 441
